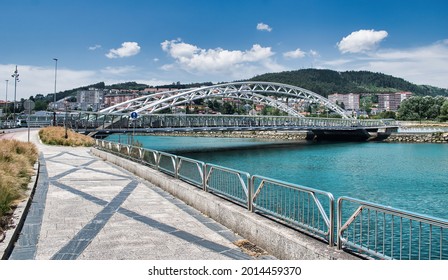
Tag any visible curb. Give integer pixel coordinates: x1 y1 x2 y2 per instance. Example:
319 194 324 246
0 154 41 260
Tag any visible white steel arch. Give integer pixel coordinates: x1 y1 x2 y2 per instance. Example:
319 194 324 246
100 81 352 119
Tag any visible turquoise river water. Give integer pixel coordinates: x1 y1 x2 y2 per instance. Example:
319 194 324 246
107 134 448 220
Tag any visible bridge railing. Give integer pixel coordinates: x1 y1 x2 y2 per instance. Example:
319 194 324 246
71 112 398 131
338 196 448 260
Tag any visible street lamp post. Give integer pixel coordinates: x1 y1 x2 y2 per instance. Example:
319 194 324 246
4 80 8 116
64 100 68 139
11 66 19 126
53 58 58 126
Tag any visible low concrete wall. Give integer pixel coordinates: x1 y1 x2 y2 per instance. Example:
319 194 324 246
91 148 358 260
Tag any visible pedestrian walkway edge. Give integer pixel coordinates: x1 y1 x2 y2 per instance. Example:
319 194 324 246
1 154 41 260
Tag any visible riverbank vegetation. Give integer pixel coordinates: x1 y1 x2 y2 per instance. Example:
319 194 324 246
39 127 95 147
0 140 38 218
398 96 448 121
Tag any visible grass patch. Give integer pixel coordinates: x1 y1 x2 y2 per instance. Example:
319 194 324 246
0 139 38 218
39 126 95 147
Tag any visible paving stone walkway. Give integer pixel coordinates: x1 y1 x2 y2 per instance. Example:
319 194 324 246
4 129 273 260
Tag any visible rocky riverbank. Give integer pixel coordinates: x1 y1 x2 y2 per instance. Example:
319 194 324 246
143 130 448 143
384 132 448 143
143 130 310 140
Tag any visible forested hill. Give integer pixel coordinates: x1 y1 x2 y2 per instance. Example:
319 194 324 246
248 69 448 97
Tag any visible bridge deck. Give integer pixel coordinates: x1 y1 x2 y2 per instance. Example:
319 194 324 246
26 113 398 141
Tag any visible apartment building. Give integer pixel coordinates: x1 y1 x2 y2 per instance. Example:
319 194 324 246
328 93 360 111
378 92 412 112
76 88 106 111
104 92 139 107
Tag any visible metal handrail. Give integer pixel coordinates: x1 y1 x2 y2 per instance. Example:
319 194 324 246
141 148 159 168
251 175 334 246
72 113 398 133
205 163 250 208
157 151 177 177
177 156 205 189
96 139 448 258
338 196 448 259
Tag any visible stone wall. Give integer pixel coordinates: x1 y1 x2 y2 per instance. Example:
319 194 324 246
146 130 448 143
384 132 448 143
145 130 310 140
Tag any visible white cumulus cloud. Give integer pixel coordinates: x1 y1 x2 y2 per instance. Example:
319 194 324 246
160 39 284 78
337 29 388 54
309 49 320 58
0 64 97 100
257 22 272 32
88 44 102 51
106 42 141 58
283 48 306 59
100 65 137 76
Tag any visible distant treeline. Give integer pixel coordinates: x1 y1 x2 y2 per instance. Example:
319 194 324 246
24 69 448 112
248 69 448 97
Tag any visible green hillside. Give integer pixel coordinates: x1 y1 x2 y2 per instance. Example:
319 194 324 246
248 69 448 97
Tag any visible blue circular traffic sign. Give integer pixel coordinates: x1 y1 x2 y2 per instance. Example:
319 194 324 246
130 111 138 119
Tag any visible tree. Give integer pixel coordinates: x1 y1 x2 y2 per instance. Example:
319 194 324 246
34 100 49 111
221 102 235 114
360 95 373 114
250 69 448 97
185 105 192 114
398 96 423 120
439 100 448 121
212 100 221 111
398 96 446 121
378 111 396 119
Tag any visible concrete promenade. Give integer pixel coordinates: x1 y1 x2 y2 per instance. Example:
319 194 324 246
2 129 271 260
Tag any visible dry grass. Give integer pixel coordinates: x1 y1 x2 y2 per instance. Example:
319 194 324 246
0 139 38 217
39 126 95 147
234 239 268 257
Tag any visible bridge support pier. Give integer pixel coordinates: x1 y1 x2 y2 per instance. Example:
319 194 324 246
311 128 394 142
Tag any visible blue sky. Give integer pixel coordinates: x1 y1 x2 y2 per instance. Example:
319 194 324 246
1 0 447 99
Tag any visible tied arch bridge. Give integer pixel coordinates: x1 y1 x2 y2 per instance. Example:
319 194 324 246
64 81 398 141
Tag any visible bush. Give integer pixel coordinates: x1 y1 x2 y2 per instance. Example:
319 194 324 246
39 127 95 147
0 140 38 217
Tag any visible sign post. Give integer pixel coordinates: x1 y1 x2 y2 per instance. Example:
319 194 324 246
24 99 35 142
130 111 138 145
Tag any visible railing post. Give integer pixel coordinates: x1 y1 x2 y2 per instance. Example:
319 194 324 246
328 193 335 247
248 176 254 212
155 151 161 171
337 197 343 250
138 148 144 162
174 155 179 179
202 163 207 191
204 164 210 193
